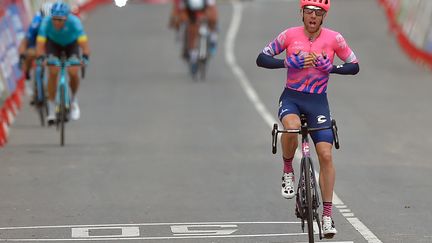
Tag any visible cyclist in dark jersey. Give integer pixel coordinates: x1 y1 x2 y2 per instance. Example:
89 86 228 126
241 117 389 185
179 0 218 70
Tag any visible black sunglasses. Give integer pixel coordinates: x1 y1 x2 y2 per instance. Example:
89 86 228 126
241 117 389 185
303 7 326 17
52 18 66 22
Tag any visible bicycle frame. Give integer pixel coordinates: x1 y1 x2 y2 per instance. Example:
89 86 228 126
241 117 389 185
34 65 45 103
47 54 82 146
271 114 339 242
34 63 47 126
198 20 209 61
55 59 71 112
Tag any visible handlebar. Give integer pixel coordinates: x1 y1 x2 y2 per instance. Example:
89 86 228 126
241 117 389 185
271 119 340 154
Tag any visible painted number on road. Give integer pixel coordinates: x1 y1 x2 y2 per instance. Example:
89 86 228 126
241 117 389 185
72 226 140 238
170 224 238 236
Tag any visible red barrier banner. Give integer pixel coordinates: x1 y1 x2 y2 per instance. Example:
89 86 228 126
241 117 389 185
379 0 432 69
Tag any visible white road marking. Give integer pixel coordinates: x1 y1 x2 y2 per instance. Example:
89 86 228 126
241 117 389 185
0 233 307 241
347 218 383 242
171 224 238 236
0 221 299 230
336 205 348 209
297 242 354 243
72 226 140 238
224 1 383 243
339 209 351 213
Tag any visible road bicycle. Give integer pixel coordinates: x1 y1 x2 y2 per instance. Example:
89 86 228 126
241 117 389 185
33 62 48 126
272 114 339 242
193 19 210 81
46 53 85 146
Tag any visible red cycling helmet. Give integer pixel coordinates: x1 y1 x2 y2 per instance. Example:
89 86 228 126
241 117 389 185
300 0 330 12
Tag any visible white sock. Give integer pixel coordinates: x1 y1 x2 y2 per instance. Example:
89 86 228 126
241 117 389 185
48 101 55 116
189 49 198 63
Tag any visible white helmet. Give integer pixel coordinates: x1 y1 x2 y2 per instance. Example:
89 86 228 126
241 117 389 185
40 2 54 17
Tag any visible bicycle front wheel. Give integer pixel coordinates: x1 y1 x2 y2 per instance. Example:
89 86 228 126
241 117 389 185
303 157 315 242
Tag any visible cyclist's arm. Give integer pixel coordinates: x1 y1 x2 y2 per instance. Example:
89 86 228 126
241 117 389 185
18 38 28 55
20 17 39 54
78 35 90 56
256 31 287 69
74 18 91 56
256 52 285 69
331 33 359 75
35 19 48 57
330 63 359 74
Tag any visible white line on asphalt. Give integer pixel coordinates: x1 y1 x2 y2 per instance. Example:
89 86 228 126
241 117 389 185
297 242 354 243
224 1 383 243
0 221 299 230
0 233 307 241
336 205 348 209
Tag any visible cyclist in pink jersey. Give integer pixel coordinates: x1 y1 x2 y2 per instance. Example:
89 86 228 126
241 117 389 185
257 0 359 238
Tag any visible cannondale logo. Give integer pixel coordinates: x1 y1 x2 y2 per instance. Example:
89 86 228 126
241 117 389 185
317 115 327 124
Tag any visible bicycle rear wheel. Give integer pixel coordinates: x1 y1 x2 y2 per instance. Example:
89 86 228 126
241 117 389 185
59 86 66 146
303 157 315 242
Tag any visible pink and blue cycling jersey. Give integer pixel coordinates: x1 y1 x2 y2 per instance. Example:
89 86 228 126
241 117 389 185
262 26 358 94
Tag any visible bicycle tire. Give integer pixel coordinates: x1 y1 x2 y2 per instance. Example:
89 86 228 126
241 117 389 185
303 157 315 242
199 59 207 81
38 105 45 127
59 86 66 146
35 66 46 126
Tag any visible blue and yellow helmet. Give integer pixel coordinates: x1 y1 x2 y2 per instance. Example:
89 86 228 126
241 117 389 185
51 1 70 18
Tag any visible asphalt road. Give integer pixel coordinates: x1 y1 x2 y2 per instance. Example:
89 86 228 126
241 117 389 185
0 0 431 242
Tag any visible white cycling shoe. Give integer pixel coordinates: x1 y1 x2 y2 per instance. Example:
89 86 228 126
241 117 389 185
70 101 80 120
25 81 34 97
47 101 56 125
322 216 337 239
281 172 295 199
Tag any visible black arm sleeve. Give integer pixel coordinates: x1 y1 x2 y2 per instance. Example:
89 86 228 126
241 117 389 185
256 52 285 69
330 63 360 75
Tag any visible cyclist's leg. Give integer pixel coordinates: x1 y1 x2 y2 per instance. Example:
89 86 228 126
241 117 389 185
303 93 337 237
66 42 82 120
206 4 218 55
179 10 189 59
46 39 61 121
304 95 334 203
67 65 80 95
278 88 301 199
25 48 36 77
186 10 199 65
24 48 36 96
65 42 81 97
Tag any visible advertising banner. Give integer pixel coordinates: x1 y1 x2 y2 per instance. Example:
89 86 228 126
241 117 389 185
0 2 26 95
380 0 432 68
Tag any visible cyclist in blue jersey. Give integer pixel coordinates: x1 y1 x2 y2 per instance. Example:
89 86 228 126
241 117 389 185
36 1 90 123
18 2 53 97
